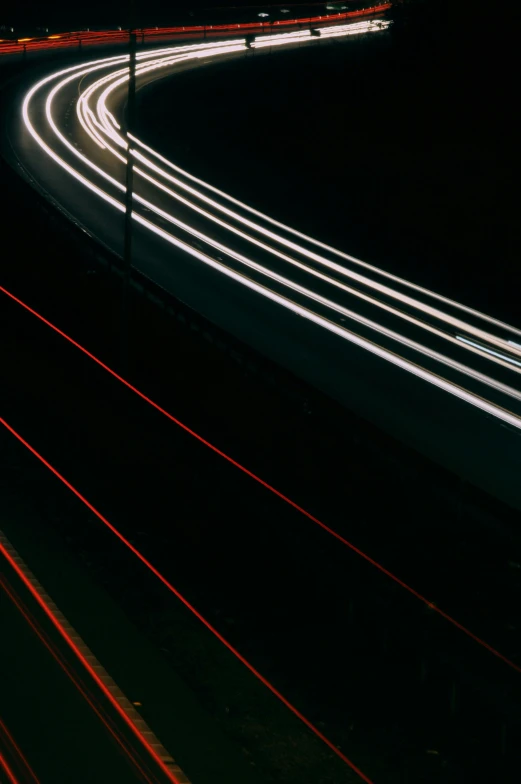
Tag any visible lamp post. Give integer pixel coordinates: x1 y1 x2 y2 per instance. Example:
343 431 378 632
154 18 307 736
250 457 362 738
121 0 137 374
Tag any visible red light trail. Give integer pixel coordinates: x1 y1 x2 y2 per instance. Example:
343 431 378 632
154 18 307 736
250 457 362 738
0 720 41 784
0 752 22 784
1 579 162 784
0 544 184 784
1 284 520 676
0 422 374 782
0 717 40 784
0 6 392 56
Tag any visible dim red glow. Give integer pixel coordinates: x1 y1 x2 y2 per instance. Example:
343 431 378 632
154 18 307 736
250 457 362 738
0 753 22 784
1 579 158 784
0 5 391 55
0 720 40 784
0 547 183 784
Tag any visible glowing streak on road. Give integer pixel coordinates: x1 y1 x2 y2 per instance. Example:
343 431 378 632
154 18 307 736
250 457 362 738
1 542 183 784
84 72 521 378
125 149 520 378
20 23 521 432
0 720 41 784
0 418 375 784
456 336 521 369
83 38 521 379
252 30 312 47
3 280 521 685
40 64 521 416
56 69 521 402
0 754 20 784
130 132 521 347
87 48 521 365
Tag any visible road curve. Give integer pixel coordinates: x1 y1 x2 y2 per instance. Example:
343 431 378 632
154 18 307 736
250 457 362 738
4 20 521 510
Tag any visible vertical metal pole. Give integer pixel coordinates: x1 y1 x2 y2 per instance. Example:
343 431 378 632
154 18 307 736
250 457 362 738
121 9 136 373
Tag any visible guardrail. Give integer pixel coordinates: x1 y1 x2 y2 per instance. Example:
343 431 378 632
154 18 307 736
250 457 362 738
0 4 392 56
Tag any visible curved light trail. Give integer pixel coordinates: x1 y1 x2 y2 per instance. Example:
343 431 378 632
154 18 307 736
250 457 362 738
18 21 521 433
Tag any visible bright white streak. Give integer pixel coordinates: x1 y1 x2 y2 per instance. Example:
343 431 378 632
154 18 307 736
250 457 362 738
84 64 520 379
456 337 521 369
55 38 521 373
254 29 311 43
21 40 521 432
122 134 521 355
58 56 519 397
87 55 521 375
127 138 521 343
93 58 517 353
82 72 521 383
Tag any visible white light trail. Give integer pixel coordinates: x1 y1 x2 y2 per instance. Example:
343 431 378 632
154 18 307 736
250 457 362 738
456 336 521 370
20 21 521 433
75 60 521 380
93 64 521 363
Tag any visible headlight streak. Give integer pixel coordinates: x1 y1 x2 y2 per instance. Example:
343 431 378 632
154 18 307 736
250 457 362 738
90 61 521 363
75 80 521 391
456 336 521 370
252 30 312 48
87 42 521 372
128 151 521 376
53 69 521 401
319 21 392 39
46 52 521 398
129 134 521 350
130 143 521 359
21 24 521 432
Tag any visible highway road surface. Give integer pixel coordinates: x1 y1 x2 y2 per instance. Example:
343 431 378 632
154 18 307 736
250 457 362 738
3 20 521 511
